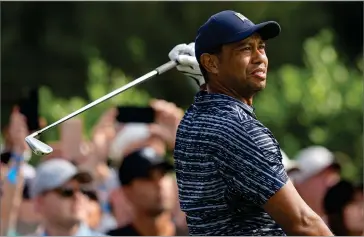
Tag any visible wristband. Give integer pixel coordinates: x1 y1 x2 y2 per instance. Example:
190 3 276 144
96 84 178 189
11 152 24 164
6 153 24 184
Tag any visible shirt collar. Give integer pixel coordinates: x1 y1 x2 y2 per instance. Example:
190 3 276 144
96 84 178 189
194 91 257 118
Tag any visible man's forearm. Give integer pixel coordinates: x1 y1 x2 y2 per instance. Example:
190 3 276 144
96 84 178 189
0 155 25 235
288 212 333 236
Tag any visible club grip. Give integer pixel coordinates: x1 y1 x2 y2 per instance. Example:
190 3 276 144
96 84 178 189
155 61 178 75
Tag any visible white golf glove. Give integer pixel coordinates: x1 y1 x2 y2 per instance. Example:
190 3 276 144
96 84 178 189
168 42 205 87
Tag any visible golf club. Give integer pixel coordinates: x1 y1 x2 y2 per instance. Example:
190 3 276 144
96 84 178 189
25 60 178 156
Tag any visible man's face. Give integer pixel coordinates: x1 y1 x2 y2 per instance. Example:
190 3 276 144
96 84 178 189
84 198 102 230
296 166 341 204
207 33 269 97
305 166 340 191
344 190 364 234
35 179 89 227
124 169 176 217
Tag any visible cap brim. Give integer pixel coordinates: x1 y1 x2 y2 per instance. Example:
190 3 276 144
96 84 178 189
73 171 93 184
225 21 281 45
254 21 281 40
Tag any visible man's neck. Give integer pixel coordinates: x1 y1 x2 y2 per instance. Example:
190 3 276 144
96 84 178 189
132 212 175 236
43 222 80 236
206 84 254 106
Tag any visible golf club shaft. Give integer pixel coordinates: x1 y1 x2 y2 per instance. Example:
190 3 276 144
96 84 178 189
34 61 177 136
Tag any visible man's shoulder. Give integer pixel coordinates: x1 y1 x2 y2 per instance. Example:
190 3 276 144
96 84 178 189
107 224 140 236
182 101 254 128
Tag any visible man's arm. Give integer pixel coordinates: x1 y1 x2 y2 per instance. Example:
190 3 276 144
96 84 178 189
216 118 333 236
263 180 333 236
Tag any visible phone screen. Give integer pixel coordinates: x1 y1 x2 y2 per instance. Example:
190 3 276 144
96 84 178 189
18 88 40 132
116 106 155 124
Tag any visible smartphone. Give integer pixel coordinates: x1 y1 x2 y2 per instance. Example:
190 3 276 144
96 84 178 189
116 106 155 123
18 88 40 132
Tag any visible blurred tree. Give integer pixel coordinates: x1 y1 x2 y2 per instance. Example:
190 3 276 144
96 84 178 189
1 2 362 181
254 29 363 182
38 56 151 143
1 1 363 126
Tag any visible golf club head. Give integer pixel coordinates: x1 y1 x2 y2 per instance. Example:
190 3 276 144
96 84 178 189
25 135 53 156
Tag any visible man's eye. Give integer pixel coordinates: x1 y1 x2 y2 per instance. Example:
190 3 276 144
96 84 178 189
242 46 251 51
259 44 266 50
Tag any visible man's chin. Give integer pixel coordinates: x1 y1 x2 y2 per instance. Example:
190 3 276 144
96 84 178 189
254 81 266 92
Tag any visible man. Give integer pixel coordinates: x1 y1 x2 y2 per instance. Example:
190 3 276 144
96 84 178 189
30 158 105 236
0 107 40 236
107 147 183 236
97 101 183 228
324 180 363 236
291 146 341 218
170 10 333 236
82 189 103 231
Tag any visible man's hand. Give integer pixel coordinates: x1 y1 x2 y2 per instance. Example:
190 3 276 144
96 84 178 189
92 108 119 161
168 43 205 87
8 107 29 155
149 99 184 150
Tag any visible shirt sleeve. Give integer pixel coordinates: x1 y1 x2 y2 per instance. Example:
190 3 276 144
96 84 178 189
214 118 288 206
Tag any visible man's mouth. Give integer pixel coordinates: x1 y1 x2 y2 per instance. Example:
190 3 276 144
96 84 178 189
250 68 266 79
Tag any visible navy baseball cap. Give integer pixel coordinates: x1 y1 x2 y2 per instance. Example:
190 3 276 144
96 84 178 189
195 10 281 63
118 147 174 185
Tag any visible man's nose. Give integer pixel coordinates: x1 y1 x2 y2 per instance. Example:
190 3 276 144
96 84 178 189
251 48 266 65
73 190 85 201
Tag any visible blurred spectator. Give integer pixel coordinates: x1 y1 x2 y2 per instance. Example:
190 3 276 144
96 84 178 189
280 149 300 179
104 100 184 228
0 108 37 236
107 147 184 236
29 158 105 236
324 180 363 236
15 168 42 235
86 108 128 232
83 189 103 231
291 146 341 218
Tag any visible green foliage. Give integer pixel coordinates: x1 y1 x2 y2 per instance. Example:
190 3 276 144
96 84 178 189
39 57 150 142
255 29 363 182
32 28 363 183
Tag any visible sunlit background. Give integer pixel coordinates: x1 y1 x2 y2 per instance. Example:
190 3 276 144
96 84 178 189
1 1 363 182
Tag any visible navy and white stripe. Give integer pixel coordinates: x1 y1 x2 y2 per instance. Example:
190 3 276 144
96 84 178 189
174 91 288 236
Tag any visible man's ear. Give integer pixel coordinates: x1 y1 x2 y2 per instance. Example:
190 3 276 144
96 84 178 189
200 53 219 74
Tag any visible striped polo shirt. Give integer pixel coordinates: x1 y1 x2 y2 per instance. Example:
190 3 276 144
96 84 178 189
174 91 288 236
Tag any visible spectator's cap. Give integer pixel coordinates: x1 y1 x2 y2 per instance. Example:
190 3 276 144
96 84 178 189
292 146 340 184
108 123 151 162
280 149 299 173
324 180 355 214
118 147 174 185
31 158 92 198
195 10 281 64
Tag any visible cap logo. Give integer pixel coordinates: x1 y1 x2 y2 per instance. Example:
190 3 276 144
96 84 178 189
234 13 248 22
